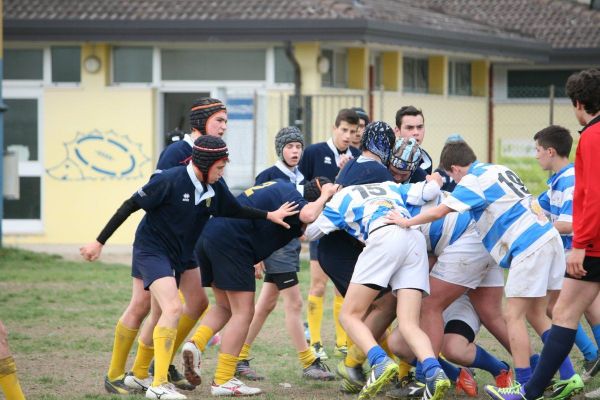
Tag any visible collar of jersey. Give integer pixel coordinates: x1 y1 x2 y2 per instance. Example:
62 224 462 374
547 162 574 186
275 160 304 184
186 163 215 205
183 133 195 147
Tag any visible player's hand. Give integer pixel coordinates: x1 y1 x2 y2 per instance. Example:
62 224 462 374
254 262 265 280
338 154 351 169
80 241 103 261
267 201 299 229
320 183 340 200
426 172 443 187
567 248 587 279
385 209 411 228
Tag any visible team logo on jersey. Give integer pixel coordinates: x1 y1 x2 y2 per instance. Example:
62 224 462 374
324 156 332 165
182 193 190 202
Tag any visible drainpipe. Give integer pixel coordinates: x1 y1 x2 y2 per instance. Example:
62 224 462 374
487 64 494 163
284 42 305 141
0 62 7 247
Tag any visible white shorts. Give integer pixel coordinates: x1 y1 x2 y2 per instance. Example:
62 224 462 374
505 232 565 298
430 239 504 289
351 225 430 295
443 294 481 335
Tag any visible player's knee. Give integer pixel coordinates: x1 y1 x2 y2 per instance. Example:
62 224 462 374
285 297 303 315
162 298 183 320
128 298 151 322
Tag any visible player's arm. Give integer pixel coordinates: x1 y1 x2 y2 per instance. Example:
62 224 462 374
80 196 142 261
305 210 341 241
386 203 453 228
554 221 572 235
298 183 339 223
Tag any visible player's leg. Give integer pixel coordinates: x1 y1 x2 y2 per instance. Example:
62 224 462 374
211 289 262 396
0 320 25 400
183 286 230 386
106 276 151 392
146 276 186 399
235 280 279 381
307 240 328 359
419 277 467 356
166 267 207 390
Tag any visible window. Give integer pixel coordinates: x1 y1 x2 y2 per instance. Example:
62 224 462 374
507 69 579 98
403 57 428 93
161 49 266 81
4 49 43 80
51 46 81 83
3 98 42 223
113 46 153 83
274 47 294 84
321 49 347 88
449 60 471 96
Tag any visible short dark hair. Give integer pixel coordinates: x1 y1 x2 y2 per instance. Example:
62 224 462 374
335 108 360 127
566 69 600 116
395 106 424 128
440 141 476 171
533 125 573 158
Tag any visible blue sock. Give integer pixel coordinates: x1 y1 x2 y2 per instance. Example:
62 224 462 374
515 367 532 385
541 329 576 379
415 361 424 382
438 358 460 381
422 357 442 379
367 345 388 367
524 325 577 400
470 345 507 377
530 354 540 370
575 323 598 361
592 324 600 348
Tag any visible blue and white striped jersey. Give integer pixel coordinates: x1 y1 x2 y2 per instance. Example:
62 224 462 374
408 192 475 256
443 161 554 268
538 163 574 250
306 180 439 243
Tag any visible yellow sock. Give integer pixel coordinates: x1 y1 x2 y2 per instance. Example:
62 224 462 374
214 352 238 385
191 325 214 352
345 343 366 368
107 320 138 381
333 294 347 347
398 360 412 380
131 339 154 379
170 314 198 364
239 343 251 360
298 348 317 369
307 294 323 345
152 325 177 387
0 356 25 400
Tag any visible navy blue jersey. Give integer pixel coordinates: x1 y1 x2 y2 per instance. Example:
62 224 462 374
156 136 193 171
201 180 308 263
435 168 457 192
299 141 360 181
133 166 242 272
409 167 428 183
336 157 394 186
255 164 304 186
419 148 433 175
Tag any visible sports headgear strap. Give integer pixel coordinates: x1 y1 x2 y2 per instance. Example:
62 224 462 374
360 121 396 166
390 137 422 173
191 136 229 180
275 126 304 163
189 98 226 135
304 176 332 202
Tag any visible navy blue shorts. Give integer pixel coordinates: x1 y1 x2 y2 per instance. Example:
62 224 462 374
264 238 301 274
309 240 319 261
317 231 363 296
132 246 177 290
196 236 256 292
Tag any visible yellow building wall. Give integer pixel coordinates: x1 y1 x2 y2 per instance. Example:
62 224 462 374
347 48 368 90
372 92 488 166
4 44 155 245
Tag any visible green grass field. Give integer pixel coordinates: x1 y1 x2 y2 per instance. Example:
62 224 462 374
0 247 598 399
